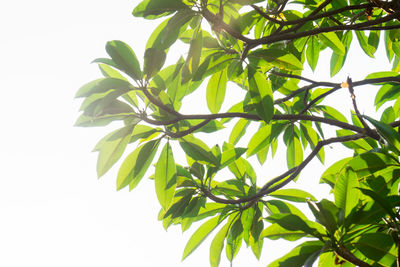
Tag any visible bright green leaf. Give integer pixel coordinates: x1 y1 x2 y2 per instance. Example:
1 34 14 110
155 142 177 210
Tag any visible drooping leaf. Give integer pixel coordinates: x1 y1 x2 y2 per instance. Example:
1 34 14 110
182 215 223 260
116 139 160 190
209 220 230 267
155 142 177 210
229 119 250 145
206 69 228 113
248 70 274 123
334 168 359 216
306 36 320 71
355 31 374 58
97 124 136 178
143 48 167 78
226 217 243 262
319 32 345 55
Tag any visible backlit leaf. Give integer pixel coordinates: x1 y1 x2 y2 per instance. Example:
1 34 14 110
155 142 177 210
207 69 228 113
182 216 223 260
106 40 142 80
117 139 160 190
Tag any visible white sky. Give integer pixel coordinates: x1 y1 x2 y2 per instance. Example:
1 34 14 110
0 0 392 266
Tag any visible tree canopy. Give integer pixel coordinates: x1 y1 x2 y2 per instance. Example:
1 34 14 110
76 0 400 266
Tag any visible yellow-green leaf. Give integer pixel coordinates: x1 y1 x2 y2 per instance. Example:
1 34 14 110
206 69 227 113
117 139 160 190
155 142 177 210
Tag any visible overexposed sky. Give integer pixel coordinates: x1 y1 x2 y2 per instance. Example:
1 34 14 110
0 1 391 266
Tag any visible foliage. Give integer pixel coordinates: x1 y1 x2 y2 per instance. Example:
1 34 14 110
76 0 400 266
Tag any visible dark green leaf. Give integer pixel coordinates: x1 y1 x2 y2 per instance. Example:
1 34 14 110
106 40 142 80
179 135 219 166
364 116 400 155
268 240 324 267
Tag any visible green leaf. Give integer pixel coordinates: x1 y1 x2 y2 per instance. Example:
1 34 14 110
226 218 243 262
220 147 247 169
155 142 177 210
132 0 188 19
334 168 359 217
355 31 374 58
247 124 271 157
374 83 400 110
75 78 133 98
330 30 352 77
248 70 274 123
182 215 223 260
146 9 193 50
206 69 228 113
249 49 303 71
116 139 160 190
210 221 230 267
365 71 399 81
364 116 400 155
269 189 317 203
264 199 308 221
266 213 319 236
307 199 339 234
268 240 324 267
357 188 398 221
143 48 167 79
320 157 352 187
317 105 347 123
105 40 142 81
284 125 303 169
193 52 236 81
261 224 306 241
354 233 396 262
96 124 136 178
319 32 345 55
75 100 135 127
229 119 250 145
179 135 219 166
306 36 319 71
98 63 127 80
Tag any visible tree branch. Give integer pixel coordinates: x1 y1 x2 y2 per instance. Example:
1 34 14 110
201 133 365 205
335 246 373 267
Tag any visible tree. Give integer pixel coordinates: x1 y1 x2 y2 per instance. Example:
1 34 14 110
75 0 400 266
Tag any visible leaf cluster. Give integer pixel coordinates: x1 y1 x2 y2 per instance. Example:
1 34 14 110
76 0 400 266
